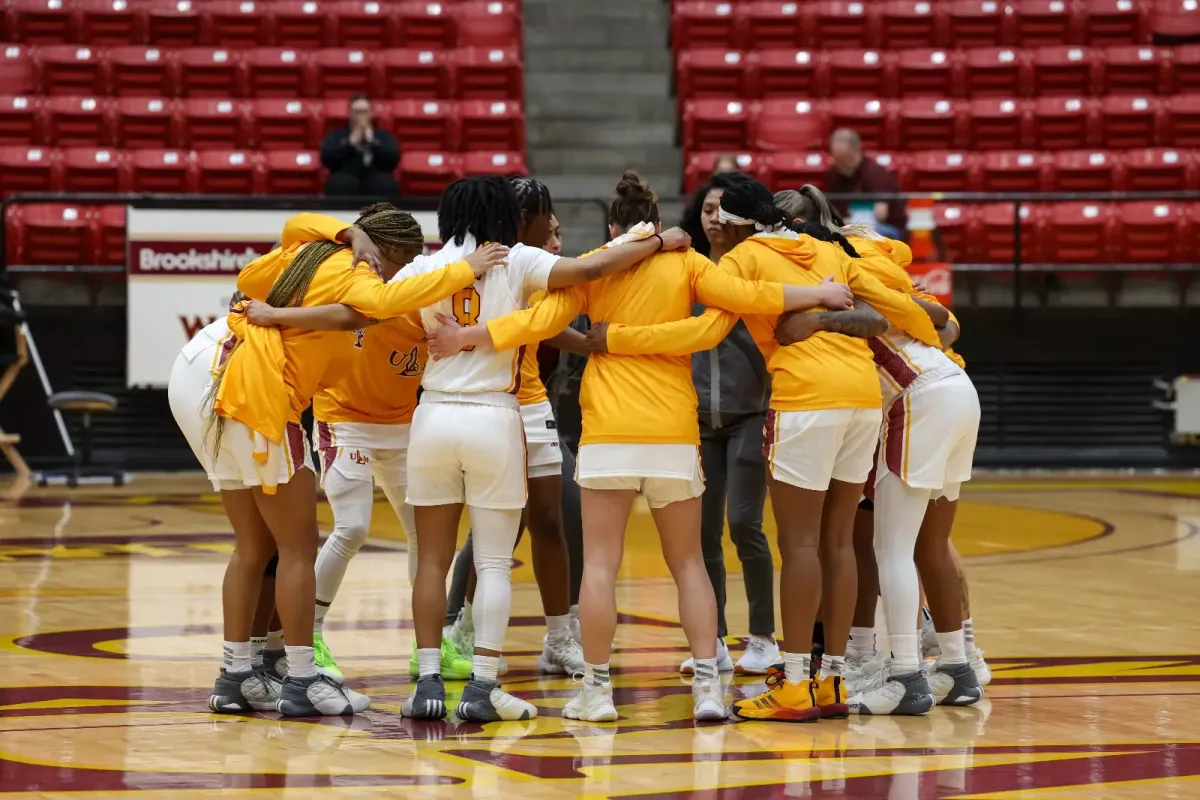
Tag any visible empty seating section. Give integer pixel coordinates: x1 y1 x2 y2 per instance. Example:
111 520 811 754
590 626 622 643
673 0 1200 265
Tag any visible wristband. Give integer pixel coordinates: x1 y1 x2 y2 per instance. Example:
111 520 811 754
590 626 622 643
652 234 664 252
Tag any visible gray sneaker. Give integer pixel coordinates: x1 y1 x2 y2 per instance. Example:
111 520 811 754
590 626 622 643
263 649 288 680
277 674 367 716
929 660 984 706
849 670 935 716
402 674 448 720
456 675 537 722
208 669 281 713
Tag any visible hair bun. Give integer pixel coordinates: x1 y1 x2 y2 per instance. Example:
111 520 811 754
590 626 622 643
757 202 787 226
615 170 655 203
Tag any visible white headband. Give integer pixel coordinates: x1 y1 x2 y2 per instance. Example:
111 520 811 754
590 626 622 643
718 207 778 232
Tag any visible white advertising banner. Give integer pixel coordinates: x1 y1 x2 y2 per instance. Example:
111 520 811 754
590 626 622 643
125 207 438 388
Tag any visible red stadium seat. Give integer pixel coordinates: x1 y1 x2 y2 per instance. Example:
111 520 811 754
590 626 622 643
399 151 461 195
1099 95 1165 148
36 45 107 96
829 97 890 149
146 0 204 47
827 49 894 97
1153 0 1200 40
749 49 827 98
271 1 332 48
93 204 125 264
1032 96 1098 149
76 0 142 45
249 99 319 151
812 2 881 49
1031 46 1101 96
196 149 263 194
897 98 964 150
312 49 376 98
744 2 806 49
461 150 527 177
330 1 394 49
128 148 194 192
1165 94 1200 146
880 1 949 49
684 98 753 152
1123 147 1196 190
0 146 59 194
684 151 763 192
760 151 828 190
896 49 962 97
7 0 73 45
672 2 746 50
0 95 43 144
459 99 524 151
1176 45 1200 93
978 150 1050 191
906 150 977 192
378 49 449 99
1043 202 1115 263
1082 0 1148 44
452 47 522 99
262 150 323 194
44 96 112 146
678 49 748 100
391 99 458 150
978 202 1038 263
177 48 245 97
179 98 251 149
205 1 273 48
1051 150 1121 191
314 97 358 138
1102 46 1167 94
395 0 455 48
455 2 521 48
968 97 1034 150
113 97 177 147
107 46 177 97
61 147 127 192
965 47 1032 97
947 1 1011 48
1118 201 1189 262
932 203 975 263
0 46 35 95
16 204 94 265
1012 0 1084 46
754 98 826 151
245 48 312 98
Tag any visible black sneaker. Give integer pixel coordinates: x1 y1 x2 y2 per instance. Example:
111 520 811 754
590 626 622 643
402 674 448 720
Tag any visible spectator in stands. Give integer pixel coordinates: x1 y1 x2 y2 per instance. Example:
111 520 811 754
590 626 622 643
711 153 740 175
320 95 401 197
824 128 907 240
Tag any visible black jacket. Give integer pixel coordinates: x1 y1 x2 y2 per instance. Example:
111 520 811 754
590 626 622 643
320 127 400 177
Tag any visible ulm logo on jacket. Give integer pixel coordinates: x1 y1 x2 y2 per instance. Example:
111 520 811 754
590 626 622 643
390 346 423 378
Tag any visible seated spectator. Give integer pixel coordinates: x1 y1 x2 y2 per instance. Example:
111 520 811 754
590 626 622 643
824 128 908 240
320 95 400 197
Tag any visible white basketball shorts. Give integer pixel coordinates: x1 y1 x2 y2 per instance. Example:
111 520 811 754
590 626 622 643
575 443 705 509
879 372 980 500
765 406 884 491
520 400 563 480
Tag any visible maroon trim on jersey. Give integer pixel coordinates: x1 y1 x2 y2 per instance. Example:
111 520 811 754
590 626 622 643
884 396 907 479
286 422 305 472
868 337 918 391
509 344 527 395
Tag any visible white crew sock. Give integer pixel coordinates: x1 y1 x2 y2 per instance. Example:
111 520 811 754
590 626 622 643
546 614 571 644
819 654 846 681
417 647 441 677
266 629 284 651
889 633 921 674
286 645 316 678
473 655 500 682
313 601 330 635
964 617 978 653
693 657 718 682
584 661 610 687
223 640 252 673
783 651 810 685
937 629 968 665
848 627 876 660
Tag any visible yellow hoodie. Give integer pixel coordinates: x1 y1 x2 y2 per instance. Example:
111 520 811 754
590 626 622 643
604 232 942 413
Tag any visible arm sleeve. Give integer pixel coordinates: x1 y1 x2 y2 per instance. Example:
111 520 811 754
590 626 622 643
690 250 786 314
604 306 739 357
847 264 941 347
281 213 349 249
486 287 585 351
320 130 353 171
336 261 476 319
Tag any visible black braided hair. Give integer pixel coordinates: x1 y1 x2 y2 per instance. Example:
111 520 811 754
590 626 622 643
437 176 521 247
680 171 747 258
717 175 790 230
509 176 553 223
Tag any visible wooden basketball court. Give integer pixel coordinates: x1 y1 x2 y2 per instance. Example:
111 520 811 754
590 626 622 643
1 473 1198 799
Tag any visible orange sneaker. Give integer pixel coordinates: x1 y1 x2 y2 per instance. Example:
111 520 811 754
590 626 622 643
813 674 849 719
733 673 821 723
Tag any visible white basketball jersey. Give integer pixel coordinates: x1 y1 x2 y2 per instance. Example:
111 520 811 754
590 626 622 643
179 317 232 364
390 234 559 395
869 331 964 404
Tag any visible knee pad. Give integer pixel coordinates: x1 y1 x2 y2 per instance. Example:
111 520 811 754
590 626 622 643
263 553 279 578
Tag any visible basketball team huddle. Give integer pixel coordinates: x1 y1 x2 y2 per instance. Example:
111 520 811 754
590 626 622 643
169 169 990 725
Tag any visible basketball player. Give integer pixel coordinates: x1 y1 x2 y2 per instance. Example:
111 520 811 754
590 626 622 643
426 171 855 722
201 206 505 716
775 186 983 713
398 176 696 723
586 176 944 723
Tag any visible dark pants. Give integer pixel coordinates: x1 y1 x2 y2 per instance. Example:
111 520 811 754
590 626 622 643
701 414 775 638
324 170 399 197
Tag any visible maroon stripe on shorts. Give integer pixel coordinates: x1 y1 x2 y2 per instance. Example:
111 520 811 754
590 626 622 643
884 396 906 478
863 443 880 502
762 409 777 461
317 421 332 450
286 422 304 470
217 333 239 367
868 337 919 391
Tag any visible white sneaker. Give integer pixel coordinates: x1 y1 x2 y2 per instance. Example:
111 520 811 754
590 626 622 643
844 653 887 696
277 674 370 716
928 660 983 707
243 670 284 712
539 634 586 675
563 680 618 722
734 635 780 675
680 638 734 675
849 670 934 716
457 677 537 721
692 678 727 721
968 647 992 687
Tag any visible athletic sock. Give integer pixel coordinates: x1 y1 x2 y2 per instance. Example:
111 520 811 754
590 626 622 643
223 641 252 673
545 614 571 644
889 634 921 674
937 630 969 665
250 636 267 668
819 654 846 681
848 627 877 661
314 601 330 635
584 662 610 687
693 658 718 682
461 601 475 634
964 617 977 652
286 645 316 679
417 648 441 678
783 651 810 685
473 655 500 682
921 605 934 629
266 629 284 650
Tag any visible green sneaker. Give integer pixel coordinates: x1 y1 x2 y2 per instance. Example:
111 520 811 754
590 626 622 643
313 632 345 684
408 638 474 681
